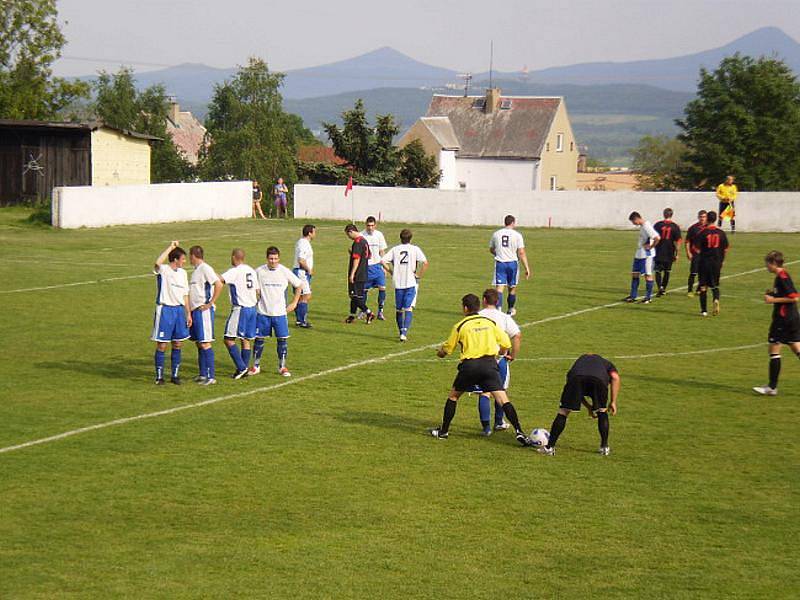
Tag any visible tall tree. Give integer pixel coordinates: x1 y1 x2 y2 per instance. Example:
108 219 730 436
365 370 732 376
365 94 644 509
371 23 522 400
323 99 399 185
92 68 193 183
0 0 89 119
200 57 302 190
630 135 688 191
677 54 800 191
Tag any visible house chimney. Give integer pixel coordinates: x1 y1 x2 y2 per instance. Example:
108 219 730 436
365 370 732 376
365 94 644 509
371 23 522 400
167 96 180 124
485 88 501 114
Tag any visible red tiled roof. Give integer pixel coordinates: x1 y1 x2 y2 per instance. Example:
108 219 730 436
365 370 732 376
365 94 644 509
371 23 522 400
297 145 347 165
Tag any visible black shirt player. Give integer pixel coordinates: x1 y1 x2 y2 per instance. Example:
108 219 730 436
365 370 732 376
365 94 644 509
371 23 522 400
684 210 708 295
344 223 374 324
539 353 621 456
653 208 682 296
753 251 800 396
694 211 729 317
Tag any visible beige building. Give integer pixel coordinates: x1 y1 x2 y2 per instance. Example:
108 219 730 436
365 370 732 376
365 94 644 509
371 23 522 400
90 126 155 186
399 89 579 191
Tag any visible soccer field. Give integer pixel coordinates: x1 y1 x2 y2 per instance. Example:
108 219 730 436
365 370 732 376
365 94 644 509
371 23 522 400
1 207 798 598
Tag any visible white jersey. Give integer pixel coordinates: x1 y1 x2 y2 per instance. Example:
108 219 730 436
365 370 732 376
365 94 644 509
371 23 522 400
189 262 220 310
490 228 525 262
154 264 189 307
635 221 659 259
255 263 302 316
382 244 427 289
293 237 314 271
479 307 521 338
220 263 258 308
361 230 388 266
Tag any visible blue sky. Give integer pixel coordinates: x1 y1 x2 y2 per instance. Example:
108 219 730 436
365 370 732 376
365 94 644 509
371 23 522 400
53 0 799 76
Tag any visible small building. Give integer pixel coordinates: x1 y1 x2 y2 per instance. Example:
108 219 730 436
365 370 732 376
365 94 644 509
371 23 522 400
0 120 158 206
165 99 207 165
398 89 579 191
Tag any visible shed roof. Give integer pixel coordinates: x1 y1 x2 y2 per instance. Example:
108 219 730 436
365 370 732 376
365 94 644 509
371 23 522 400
0 119 161 141
425 95 561 159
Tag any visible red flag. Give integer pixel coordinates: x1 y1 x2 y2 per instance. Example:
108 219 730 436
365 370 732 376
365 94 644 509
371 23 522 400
344 175 353 197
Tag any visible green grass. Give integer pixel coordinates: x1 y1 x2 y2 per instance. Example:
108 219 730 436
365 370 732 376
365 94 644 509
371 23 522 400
1 207 799 598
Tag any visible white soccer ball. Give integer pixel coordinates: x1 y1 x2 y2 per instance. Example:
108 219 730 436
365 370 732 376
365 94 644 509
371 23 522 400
529 428 550 447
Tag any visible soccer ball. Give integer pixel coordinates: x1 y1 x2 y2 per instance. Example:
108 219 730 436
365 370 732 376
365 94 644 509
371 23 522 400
529 428 550 447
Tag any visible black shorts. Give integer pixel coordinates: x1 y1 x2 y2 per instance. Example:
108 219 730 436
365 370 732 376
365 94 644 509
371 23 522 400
690 254 700 275
348 281 366 299
452 357 504 393
698 259 722 288
769 319 800 345
655 259 673 272
559 375 608 413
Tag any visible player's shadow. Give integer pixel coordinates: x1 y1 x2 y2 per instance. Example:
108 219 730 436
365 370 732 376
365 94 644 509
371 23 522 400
332 410 433 434
36 358 151 381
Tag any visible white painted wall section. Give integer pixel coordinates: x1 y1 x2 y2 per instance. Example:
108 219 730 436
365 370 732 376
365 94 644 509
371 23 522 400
455 158 538 191
438 150 458 190
52 181 252 228
294 185 800 232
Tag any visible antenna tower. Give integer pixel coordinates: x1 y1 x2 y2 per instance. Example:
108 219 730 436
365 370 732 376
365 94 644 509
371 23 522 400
458 72 473 97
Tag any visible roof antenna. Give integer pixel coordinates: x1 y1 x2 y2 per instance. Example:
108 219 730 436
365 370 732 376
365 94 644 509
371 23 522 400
459 72 472 97
489 40 494 89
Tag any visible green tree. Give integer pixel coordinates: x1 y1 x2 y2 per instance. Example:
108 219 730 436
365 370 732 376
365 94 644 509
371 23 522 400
323 99 399 185
397 140 441 188
630 135 689 191
0 0 89 119
677 54 800 191
92 68 193 183
200 57 304 196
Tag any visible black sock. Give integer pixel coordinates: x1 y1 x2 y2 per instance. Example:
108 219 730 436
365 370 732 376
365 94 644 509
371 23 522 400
699 291 708 312
662 271 671 290
712 287 720 301
688 274 696 293
501 401 523 433
548 413 567 448
440 399 457 434
597 412 610 447
655 271 662 289
769 354 781 389
349 299 357 315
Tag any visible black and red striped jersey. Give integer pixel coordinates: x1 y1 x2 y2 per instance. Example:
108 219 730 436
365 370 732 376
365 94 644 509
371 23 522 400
771 269 800 323
685 221 706 255
695 226 729 262
653 220 682 261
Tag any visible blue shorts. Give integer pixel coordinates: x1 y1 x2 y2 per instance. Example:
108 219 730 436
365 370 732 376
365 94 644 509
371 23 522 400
151 304 190 342
189 306 215 343
224 306 257 339
632 257 654 276
292 268 312 295
395 286 417 310
494 261 519 287
471 357 510 393
255 313 290 339
364 264 386 289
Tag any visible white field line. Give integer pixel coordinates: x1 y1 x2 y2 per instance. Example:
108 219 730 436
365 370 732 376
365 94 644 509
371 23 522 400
0 274 150 294
394 342 765 363
0 261 791 455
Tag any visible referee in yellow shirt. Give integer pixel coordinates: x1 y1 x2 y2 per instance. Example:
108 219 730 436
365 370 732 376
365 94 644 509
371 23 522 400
430 294 532 446
715 175 737 233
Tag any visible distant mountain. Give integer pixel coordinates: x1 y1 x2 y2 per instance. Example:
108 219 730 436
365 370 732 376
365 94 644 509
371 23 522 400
523 27 800 91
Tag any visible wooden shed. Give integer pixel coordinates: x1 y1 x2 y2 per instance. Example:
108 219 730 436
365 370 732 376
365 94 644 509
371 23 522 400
0 120 159 206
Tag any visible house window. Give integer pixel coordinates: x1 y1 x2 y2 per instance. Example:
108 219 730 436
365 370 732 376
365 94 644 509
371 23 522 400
570 141 574 152
549 175 557 191
556 133 564 152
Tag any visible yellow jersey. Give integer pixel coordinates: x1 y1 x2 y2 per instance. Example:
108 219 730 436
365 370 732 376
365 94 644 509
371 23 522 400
716 183 737 202
441 314 512 360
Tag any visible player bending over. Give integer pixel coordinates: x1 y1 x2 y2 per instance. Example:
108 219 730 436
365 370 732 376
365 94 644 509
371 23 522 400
251 246 303 377
430 294 531 446
653 208 682 296
753 251 800 396
220 249 259 379
694 211 729 317
489 215 531 316
624 212 660 304
188 245 223 385
539 354 621 456
151 241 191 385
381 228 428 341
473 289 522 436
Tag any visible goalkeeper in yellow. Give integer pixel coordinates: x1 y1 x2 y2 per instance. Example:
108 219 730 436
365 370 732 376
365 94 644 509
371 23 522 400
716 175 737 233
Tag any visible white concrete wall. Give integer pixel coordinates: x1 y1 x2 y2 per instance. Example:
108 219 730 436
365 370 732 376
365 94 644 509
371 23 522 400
294 184 800 232
52 181 252 228
455 158 538 191
439 149 458 190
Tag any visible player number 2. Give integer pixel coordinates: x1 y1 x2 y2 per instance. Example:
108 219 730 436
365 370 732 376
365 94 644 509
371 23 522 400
399 250 409 264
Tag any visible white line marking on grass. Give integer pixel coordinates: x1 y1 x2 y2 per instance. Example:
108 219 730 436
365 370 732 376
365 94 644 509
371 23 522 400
0 274 150 294
0 261 790 454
